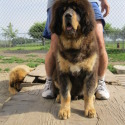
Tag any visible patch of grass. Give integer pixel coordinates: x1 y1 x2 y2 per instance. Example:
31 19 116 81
0 43 50 51
0 55 4 60
34 58 45 64
25 58 34 62
108 64 117 74
4 68 10 72
107 49 125 62
26 54 38 57
1 57 25 63
0 68 2 72
27 62 39 68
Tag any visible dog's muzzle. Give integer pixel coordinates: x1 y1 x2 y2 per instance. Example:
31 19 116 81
65 13 73 31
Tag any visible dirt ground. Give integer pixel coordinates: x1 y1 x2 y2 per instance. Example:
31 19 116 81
0 50 47 109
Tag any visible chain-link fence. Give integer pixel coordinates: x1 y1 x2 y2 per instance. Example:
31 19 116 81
0 0 125 63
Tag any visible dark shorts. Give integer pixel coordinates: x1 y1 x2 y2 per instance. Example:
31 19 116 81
43 2 105 39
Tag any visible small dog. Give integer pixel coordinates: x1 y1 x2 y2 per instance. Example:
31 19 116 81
9 65 34 94
50 0 99 120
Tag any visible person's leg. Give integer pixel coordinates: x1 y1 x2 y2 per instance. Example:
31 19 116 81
45 34 58 78
42 34 58 98
95 20 110 100
96 20 108 77
42 7 58 98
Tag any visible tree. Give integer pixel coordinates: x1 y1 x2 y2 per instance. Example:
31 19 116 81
119 26 125 49
2 22 18 47
104 23 121 42
29 22 46 45
110 28 121 42
104 23 114 34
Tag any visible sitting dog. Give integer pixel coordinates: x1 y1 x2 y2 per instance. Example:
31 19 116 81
50 0 99 120
9 65 34 94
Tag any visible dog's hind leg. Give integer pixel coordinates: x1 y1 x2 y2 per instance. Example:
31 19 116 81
83 72 97 118
58 74 72 120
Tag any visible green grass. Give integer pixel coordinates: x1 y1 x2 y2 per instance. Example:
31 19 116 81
0 56 45 64
0 42 125 65
26 54 38 57
1 57 25 63
34 58 45 63
4 68 10 72
27 62 39 68
26 58 45 68
106 42 125 49
108 64 117 74
0 43 50 51
107 49 125 62
0 68 2 72
0 55 4 60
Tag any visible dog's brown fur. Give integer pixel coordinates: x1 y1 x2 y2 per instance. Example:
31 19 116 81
9 65 34 94
50 0 99 120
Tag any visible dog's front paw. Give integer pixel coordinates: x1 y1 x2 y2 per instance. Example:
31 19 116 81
58 108 70 120
85 108 96 118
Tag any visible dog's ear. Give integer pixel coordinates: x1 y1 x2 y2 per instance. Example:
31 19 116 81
80 12 95 36
50 1 63 35
79 6 95 36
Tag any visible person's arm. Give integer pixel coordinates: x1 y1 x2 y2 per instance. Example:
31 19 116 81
99 0 110 17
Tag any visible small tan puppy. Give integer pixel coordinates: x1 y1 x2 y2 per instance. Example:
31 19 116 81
9 65 34 94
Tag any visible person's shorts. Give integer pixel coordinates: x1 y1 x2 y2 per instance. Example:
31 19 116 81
43 8 52 39
43 2 105 39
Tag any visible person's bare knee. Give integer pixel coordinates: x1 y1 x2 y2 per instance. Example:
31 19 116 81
50 33 59 57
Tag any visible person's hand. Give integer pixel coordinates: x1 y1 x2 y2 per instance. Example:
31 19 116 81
99 0 110 17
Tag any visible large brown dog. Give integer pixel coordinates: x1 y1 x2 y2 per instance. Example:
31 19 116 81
50 0 99 120
9 65 34 94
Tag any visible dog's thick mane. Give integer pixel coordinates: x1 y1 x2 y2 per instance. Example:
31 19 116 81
58 33 98 63
50 0 96 37
50 0 98 63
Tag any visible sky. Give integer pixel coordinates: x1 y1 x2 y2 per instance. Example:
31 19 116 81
0 0 125 34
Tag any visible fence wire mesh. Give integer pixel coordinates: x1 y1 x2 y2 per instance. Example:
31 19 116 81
0 0 125 64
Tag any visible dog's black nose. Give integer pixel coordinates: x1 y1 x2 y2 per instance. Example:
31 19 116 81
65 14 72 19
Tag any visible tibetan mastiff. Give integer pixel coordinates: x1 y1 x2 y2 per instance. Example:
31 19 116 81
50 0 99 119
9 65 34 94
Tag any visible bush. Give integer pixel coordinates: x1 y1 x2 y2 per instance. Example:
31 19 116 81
29 22 46 39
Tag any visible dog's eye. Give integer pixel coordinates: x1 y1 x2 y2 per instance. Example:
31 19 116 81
63 7 66 11
73 6 76 10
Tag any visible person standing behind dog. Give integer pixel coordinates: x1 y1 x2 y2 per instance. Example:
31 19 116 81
42 0 110 100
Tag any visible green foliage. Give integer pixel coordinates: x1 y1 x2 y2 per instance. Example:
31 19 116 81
4 68 10 72
1 57 25 63
2 23 18 47
107 49 125 62
0 68 2 72
29 22 46 39
26 54 38 57
0 55 4 59
104 23 114 34
34 58 45 63
12 37 34 46
108 64 117 74
105 23 122 41
2 23 18 39
27 62 39 68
